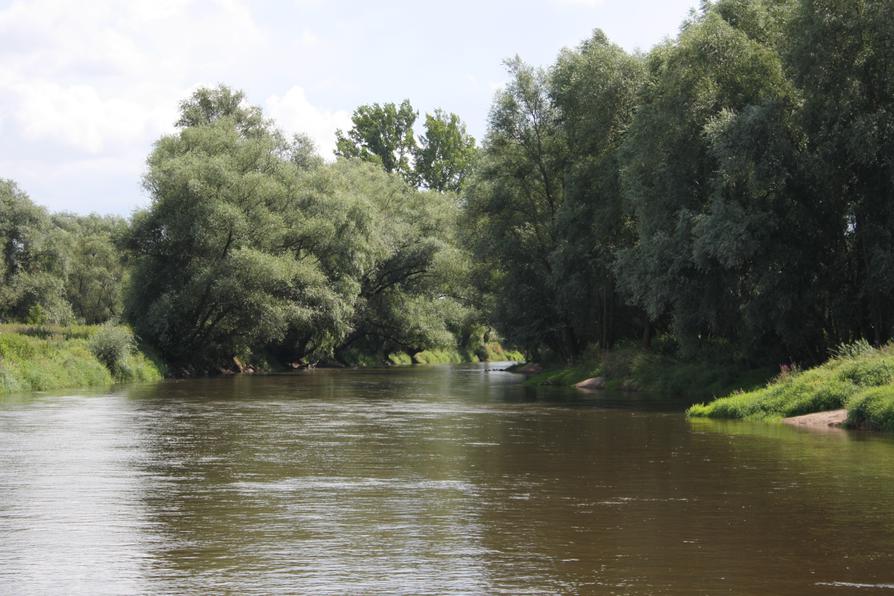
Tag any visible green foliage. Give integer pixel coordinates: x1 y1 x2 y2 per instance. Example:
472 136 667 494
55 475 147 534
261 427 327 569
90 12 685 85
465 33 644 359
0 179 126 326
466 1 894 368
88 324 135 374
127 86 480 372
413 109 477 192
527 345 772 399
0 330 107 394
387 352 413 366
335 100 418 183
830 339 876 360
413 348 468 365
127 87 348 371
0 325 162 393
846 387 894 432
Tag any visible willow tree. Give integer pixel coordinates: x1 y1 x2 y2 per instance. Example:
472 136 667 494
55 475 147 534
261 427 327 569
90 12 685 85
127 87 354 370
787 0 894 346
614 4 816 360
464 30 644 359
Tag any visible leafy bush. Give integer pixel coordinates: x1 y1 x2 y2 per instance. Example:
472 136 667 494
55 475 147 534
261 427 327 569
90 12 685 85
387 352 413 366
413 348 467 365
88 324 135 374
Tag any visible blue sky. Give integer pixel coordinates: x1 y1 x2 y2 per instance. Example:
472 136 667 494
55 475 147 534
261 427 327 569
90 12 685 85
0 0 700 215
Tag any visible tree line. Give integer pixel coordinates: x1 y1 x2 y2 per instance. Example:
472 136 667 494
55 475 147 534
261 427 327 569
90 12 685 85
467 0 894 365
3 0 893 372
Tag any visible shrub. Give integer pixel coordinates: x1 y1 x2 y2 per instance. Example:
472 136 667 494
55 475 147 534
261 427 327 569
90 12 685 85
413 348 465 365
88 324 135 375
387 352 413 366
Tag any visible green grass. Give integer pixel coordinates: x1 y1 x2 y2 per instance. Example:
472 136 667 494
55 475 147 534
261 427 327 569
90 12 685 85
413 348 469 365
477 341 525 362
847 386 894 432
526 346 773 400
688 342 894 431
0 325 163 395
387 352 413 366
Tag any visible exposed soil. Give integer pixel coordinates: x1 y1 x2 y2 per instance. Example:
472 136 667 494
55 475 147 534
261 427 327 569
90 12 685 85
782 409 848 430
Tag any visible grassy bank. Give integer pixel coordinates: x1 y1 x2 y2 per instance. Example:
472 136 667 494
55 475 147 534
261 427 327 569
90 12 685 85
0 324 163 395
337 341 524 368
413 342 524 365
525 346 774 401
688 341 894 431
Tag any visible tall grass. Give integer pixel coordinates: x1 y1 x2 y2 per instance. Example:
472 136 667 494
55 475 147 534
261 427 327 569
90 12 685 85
0 325 163 395
688 341 894 431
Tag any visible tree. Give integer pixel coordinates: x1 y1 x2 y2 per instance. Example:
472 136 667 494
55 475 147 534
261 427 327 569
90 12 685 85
176 84 267 135
335 100 418 183
0 180 74 324
413 109 477 192
615 1 822 357
550 30 645 349
464 34 644 359
787 0 894 346
52 213 128 324
127 86 349 370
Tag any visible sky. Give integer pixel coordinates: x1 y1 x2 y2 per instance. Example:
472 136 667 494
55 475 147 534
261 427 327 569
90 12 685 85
0 0 701 216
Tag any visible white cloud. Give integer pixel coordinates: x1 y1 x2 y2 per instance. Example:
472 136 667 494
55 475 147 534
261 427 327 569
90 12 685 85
266 86 351 160
0 0 275 211
0 0 266 154
9 80 173 154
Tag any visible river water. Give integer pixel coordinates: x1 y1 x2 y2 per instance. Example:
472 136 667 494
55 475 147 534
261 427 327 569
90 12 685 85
1 363 894 594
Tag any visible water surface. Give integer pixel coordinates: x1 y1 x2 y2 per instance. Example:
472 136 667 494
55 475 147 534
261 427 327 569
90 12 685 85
2 364 894 594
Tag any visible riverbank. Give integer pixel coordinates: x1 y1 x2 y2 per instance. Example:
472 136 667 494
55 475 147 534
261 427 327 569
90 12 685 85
0 324 163 395
342 342 525 368
688 341 894 432
520 347 773 401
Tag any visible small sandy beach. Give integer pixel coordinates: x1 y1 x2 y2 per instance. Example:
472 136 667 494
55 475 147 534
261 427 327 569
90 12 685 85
782 409 848 430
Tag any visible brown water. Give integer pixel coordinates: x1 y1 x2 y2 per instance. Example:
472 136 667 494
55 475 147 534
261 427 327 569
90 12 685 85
1 363 894 594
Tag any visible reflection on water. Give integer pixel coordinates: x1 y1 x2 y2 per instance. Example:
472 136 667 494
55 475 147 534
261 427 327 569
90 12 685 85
2 364 894 594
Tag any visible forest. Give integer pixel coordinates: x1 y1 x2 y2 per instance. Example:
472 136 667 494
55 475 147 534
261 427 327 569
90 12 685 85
2 0 893 377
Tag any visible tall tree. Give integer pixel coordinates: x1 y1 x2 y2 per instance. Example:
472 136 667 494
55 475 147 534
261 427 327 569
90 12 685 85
788 0 894 345
613 5 810 359
550 30 645 349
335 100 418 184
413 109 477 192
127 86 350 370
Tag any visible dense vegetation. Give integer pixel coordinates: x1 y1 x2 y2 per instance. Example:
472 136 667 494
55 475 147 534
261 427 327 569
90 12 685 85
3 1 894 398
689 341 894 431
466 0 894 371
0 324 162 394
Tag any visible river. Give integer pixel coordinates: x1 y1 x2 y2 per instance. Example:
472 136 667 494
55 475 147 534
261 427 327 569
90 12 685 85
1 363 893 594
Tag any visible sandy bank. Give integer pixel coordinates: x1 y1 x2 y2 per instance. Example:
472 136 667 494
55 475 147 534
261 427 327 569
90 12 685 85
782 409 848 430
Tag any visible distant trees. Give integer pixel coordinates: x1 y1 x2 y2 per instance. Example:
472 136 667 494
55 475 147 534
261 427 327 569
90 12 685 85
336 100 477 192
335 100 418 182
413 110 477 192
0 179 124 325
